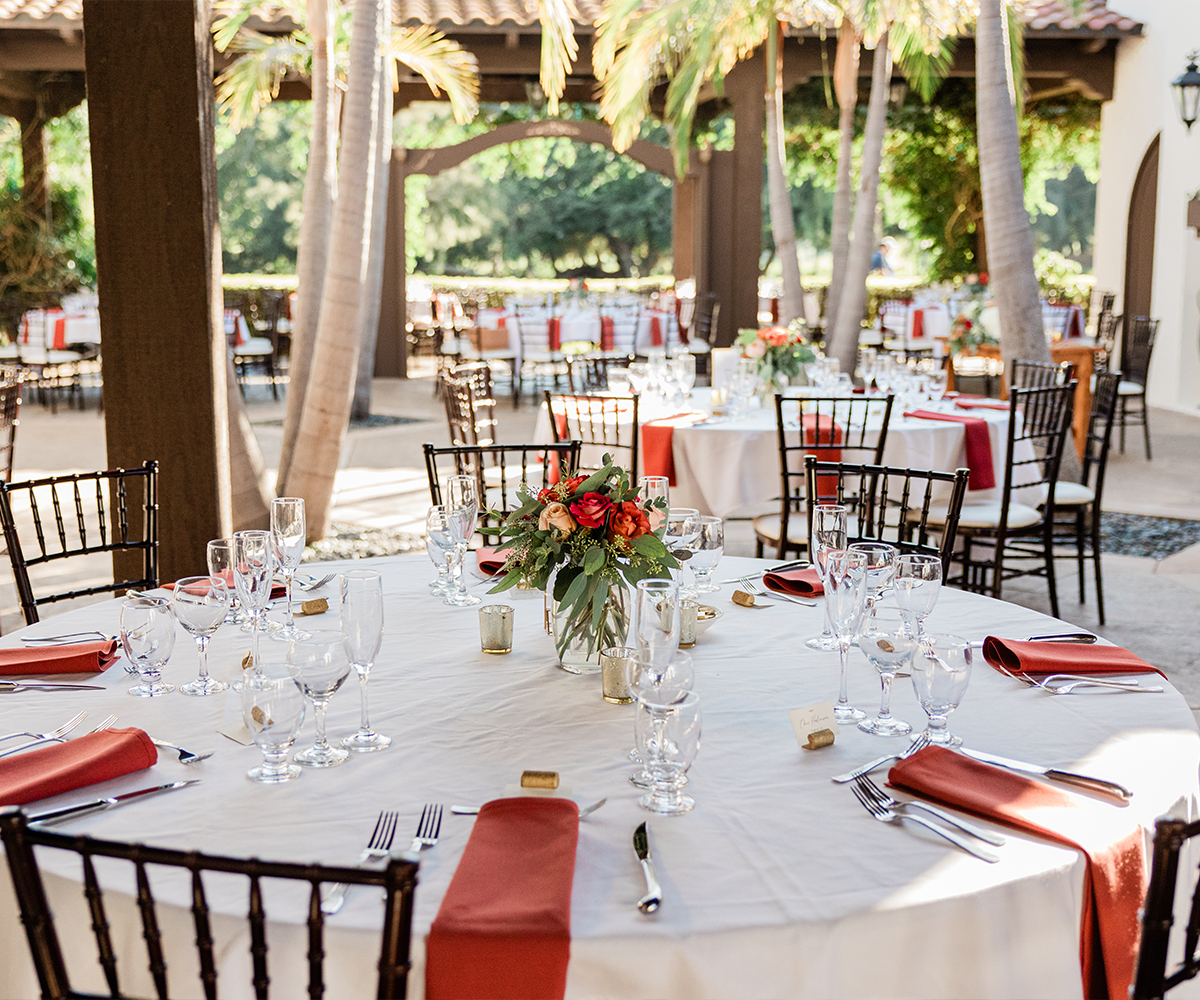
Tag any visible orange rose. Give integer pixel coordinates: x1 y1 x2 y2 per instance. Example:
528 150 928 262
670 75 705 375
539 501 576 535
607 501 652 544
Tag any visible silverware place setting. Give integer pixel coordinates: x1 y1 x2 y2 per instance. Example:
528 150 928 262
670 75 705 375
849 779 1001 863
831 731 933 783
738 577 816 607
25 779 200 827
19 630 117 645
0 713 117 759
958 747 1133 802
634 821 662 913
852 774 1006 847
407 803 443 855
322 809 400 915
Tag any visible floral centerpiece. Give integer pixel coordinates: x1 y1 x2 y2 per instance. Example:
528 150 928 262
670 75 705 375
736 323 816 398
486 456 678 671
948 274 998 356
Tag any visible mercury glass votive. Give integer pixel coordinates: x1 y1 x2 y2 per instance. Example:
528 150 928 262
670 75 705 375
600 645 636 704
479 605 514 654
679 600 698 648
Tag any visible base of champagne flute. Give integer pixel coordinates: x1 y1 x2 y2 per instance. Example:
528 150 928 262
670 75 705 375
294 743 350 767
129 680 173 697
269 623 312 642
247 763 302 783
639 791 695 814
858 715 912 736
833 703 866 723
444 591 481 607
181 675 229 697
806 632 839 650
342 730 392 752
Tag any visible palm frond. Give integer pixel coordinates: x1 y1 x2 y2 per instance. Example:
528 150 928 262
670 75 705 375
1005 0 1027 111
536 0 580 115
389 27 480 124
214 30 309 132
890 21 955 101
211 0 261 53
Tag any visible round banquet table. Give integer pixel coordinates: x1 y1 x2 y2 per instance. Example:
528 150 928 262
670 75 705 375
1 555 1197 1000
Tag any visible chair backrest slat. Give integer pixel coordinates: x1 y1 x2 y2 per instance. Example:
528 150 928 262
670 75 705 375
0 375 22 484
545 392 639 484
308 882 326 1000
1123 316 1159 385
135 858 170 1000
191 868 218 1000
249 874 269 999
82 849 122 996
1084 371 1122 499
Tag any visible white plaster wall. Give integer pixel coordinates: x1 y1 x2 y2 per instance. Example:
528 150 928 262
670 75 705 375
1094 0 1200 414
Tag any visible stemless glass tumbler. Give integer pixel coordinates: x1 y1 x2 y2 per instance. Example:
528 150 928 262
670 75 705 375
633 578 680 668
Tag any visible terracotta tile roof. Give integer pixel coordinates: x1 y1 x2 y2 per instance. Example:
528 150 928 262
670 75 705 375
1015 0 1141 34
0 0 80 23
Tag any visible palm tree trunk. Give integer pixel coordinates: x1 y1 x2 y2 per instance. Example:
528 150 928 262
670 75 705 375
765 19 804 325
829 34 890 376
227 356 273 530
278 0 384 537
351 47 393 422
277 0 337 492
824 19 859 340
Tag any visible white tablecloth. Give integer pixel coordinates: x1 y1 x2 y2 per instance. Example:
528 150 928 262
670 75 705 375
1 555 1196 999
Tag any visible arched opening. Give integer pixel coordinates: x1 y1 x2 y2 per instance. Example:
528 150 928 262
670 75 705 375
1122 132 1159 367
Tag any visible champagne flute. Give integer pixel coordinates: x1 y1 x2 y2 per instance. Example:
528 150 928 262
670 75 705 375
444 475 482 607
641 476 670 531
911 634 973 746
207 537 247 624
270 497 308 641
806 504 847 650
234 530 273 677
172 576 230 696
340 570 390 752
894 554 943 646
287 630 352 768
824 548 868 723
242 659 306 783
688 516 724 594
121 596 176 697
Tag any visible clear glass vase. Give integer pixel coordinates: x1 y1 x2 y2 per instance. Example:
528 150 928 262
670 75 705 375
552 584 630 675
757 370 788 406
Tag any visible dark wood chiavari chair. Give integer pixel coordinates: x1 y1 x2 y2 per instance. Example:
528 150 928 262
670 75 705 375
544 392 639 485
1116 316 1158 458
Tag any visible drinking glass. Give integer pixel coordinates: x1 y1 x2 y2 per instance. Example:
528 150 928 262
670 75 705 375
664 508 702 595
633 577 680 668
270 497 308 641
234 530 273 677
242 659 306 783
672 354 696 396
641 475 670 531
636 692 701 815
910 634 973 746
207 537 248 624
848 541 897 626
340 570 390 752
857 621 916 737
628 362 651 397
860 347 878 389
688 516 724 594
426 505 456 596
607 367 632 395
925 369 948 402
628 651 694 787
121 596 176 697
824 549 869 723
806 504 847 651
172 576 230 696
444 475 482 607
894 554 943 646
287 630 353 767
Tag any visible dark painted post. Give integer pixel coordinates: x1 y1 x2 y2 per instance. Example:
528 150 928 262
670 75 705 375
376 148 408 377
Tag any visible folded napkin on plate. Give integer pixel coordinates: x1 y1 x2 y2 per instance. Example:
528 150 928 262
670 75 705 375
763 566 823 597
954 398 1010 411
983 636 1164 678
0 640 119 676
889 745 1145 1000
476 547 513 577
641 412 707 485
0 728 157 806
426 797 580 1000
903 409 996 491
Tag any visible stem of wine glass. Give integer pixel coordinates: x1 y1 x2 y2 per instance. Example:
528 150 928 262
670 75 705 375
926 712 950 742
456 544 469 597
313 699 330 751
836 637 852 709
195 634 210 680
262 745 289 777
283 569 295 629
355 666 374 737
878 672 894 720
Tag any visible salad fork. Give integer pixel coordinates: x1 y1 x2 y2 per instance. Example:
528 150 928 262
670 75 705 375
408 803 443 854
0 711 87 748
853 774 1006 846
850 782 1000 863
322 810 399 914
298 573 336 592
0 712 112 759
831 731 932 783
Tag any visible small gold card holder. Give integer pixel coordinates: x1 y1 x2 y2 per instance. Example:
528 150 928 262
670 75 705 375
520 770 559 790
803 729 835 750
789 702 840 751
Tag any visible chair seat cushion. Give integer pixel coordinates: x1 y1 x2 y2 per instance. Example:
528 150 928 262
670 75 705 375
924 501 1041 530
752 513 809 546
1117 380 1144 395
234 338 274 357
1039 481 1095 506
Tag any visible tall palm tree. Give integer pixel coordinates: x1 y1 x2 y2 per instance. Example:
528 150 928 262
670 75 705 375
823 17 859 341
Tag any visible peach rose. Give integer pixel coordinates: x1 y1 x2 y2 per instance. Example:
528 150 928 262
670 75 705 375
539 501 576 535
608 501 652 543
743 339 767 359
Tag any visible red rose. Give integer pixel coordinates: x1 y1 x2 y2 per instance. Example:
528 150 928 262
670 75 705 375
767 329 788 347
608 501 652 543
561 474 588 495
569 492 612 529
963 319 973 330
979 272 989 285
538 487 557 504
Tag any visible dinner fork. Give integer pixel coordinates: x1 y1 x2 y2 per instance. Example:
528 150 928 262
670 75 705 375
298 573 336 592
0 712 112 759
853 774 1007 847
407 803 443 854
150 738 213 765
849 782 1000 863
0 711 87 749
831 731 932 783
20 630 117 645
322 810 399 915
740 578 816 607
993 659 1157 695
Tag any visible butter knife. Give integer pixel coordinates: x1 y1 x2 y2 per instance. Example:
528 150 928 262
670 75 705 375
26 780 200 826
959 748 1132 802
0 681 106 693
633 822 662 913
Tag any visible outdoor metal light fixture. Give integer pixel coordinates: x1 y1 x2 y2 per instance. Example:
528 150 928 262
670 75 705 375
1172 51 1200 131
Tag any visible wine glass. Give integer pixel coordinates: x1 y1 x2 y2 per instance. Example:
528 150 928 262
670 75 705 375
633 577 680 668
121 596 176 697
270 497 308 641
234 530 273 677
664 507 701 595
242 658 306 783
824 548 869 723
444 475 482 607
894 554 943 646
857 621 916 737
860 348 878 390
925 369 948 402
688 516 724 594
207 537 248 624
635 691 701 815
340 570 390 752
910 634 973 747
172 576 230 696
426 505 457 597
641 476 669 531
806 504 847 651
848 541 897 626
287 630 353 768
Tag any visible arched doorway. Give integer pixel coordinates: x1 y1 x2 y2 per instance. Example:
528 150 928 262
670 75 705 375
1122 133 1159 368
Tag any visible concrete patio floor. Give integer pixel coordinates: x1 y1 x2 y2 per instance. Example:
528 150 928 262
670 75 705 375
7 374 1200 719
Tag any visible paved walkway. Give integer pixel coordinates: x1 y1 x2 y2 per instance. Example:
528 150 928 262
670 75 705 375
8 376 1200 717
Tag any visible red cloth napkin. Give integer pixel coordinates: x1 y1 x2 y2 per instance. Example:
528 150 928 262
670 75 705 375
649 315 663 346
163 577 287 600
904 409 996 491
599 316 615 351
983 637 1164 678
802 412 842 497
890 746 1145 1000
52 315 75 350
641 412 706 485
1065 305 1085 338
426 797 580 1000
547 317 562 352
955 398 1009 411
911 309 925 338
763 566 823 596
0 640 119 676
675 298 689 344
476 547 512 576
0 728 158 806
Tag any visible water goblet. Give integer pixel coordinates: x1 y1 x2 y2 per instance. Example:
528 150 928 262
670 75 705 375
806 503 847 651
673 354 696 396
849 541 897 625
445 475 482 607
426 505 457 596
242 659 306 783
635 691 701 815
894 553 943 646
340 570 390 752
925 369 948 402
824 548 869 723
688 516 724 594
270 497 309 641
121 596 176 697
287 630 353 768
172 576 230 696
910 634 973 747
860 347 878 390
234 530 274 676
607 367 632 395
857 621 916 737
628 651 693 787
633 577 680 668
207 537 248 624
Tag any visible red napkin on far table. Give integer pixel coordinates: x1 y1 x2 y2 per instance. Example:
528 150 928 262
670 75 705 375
547 317 562 352
911 309 925 339
954 398 1009 411
0 728 158 806
763 566 823 597
649 315 663 346
982 637 1164 678
163 576 287 599
475 547 513 576
425 797 580 1000
641 412 707 486
889 745 1146 1000
599 316 615 351
904 409 996 491
0 640 119 675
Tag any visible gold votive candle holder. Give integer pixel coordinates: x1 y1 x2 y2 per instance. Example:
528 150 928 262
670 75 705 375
679 599 698 647
600 645 636 704
479 605 514 654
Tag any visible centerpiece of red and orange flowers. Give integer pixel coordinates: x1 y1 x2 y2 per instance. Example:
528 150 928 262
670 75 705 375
486 456 676 672
737 323 816 398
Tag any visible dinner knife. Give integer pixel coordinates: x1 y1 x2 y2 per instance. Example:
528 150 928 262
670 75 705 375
0 681 106 693
25 780 200 826
959 748 1132 802
633 822 662 913
970 632 1097 648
